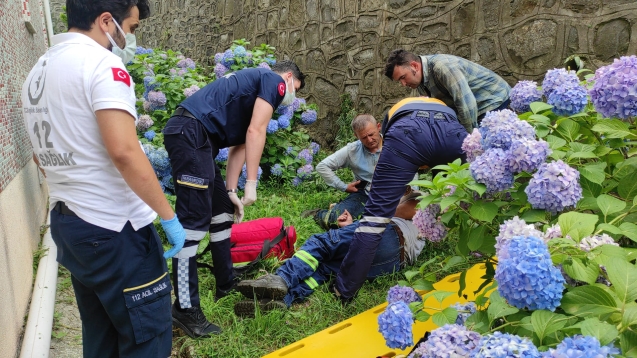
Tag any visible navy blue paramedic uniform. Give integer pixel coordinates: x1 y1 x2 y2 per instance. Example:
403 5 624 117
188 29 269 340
163 68 285 310
334 98 468 299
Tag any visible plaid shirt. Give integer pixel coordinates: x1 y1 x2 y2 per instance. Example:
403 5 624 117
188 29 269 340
417 55 510 132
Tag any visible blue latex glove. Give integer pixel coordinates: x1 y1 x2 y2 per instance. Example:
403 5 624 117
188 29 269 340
160 215 186 259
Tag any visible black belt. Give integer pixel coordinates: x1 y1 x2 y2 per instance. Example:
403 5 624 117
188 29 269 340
54 201 77 217
392 223 406 265
173 107 198 120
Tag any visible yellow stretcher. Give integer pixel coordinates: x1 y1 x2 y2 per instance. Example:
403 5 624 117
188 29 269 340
263 263 491 358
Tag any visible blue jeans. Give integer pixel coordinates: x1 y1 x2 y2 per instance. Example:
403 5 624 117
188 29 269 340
276 221 400 306
314 191 368 230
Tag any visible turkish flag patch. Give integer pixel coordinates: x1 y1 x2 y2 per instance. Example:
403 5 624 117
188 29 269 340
278 82 285 96
111 68 131 87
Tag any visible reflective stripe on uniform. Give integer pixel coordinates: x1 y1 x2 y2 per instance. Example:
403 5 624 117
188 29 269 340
304 277 319 290
360 216 392 224
174 244 198 259
184 229 207 242
355 226 387 234
211 212 234 224
176 259 192 309
293 250 319 271
176 180 208 189
209 228 231 242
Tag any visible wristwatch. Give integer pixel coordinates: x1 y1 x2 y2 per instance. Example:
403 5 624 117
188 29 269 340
227 188 238 193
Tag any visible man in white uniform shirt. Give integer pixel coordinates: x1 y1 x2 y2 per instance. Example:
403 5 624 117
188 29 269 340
21 1 185 356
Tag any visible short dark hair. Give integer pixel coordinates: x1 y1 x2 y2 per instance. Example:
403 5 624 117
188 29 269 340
384 49 419 79
272 61 306 90
66 0 144 31
135 0 151 20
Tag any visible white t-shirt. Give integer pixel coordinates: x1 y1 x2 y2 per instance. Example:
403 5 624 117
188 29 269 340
21 33 156 232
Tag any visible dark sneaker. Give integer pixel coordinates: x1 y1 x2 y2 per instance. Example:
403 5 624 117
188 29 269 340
236 274 288 300
234 299 287 318
301 208 320 218
172 303 222 338
214 282 237 301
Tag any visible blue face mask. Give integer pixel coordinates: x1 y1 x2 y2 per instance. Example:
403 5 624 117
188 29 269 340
112 33 137 64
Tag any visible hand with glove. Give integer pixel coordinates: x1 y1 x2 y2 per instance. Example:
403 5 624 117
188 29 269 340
160 214 186 259
241 179 257 206
228 192 244 223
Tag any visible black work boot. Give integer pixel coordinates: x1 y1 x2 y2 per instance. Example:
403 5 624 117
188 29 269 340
236 274 288 300
234 299 287 318
172 303 222 338
214 280 237 301
209 238 236 298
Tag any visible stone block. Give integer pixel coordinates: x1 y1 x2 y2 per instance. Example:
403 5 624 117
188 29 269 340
350 48 377 70
289 30 303 50
288 0 306 27
357 14 381 31
315 77 341 105
380 37 398 60
363 32 379 46
454 43 471 60
306 0 320 21
401 23 421 38
510 0 539 18
335 19 355 37
420 22 449 41
567 26 579 54
321 0 340 22
412 41 450 55
358 96 374 114
345 84 360 102
482 1 500 29
452 2 476 40
304 22 321 48
267 10 279 29
331 72 346 89
384 16 401 36
504 19 558 71
560 0 601 14
306 49 327 72
359 0 386 11
328 52 349 68
343 34 361 49
593 18 631 61
407 6 438 19
478 37 497 63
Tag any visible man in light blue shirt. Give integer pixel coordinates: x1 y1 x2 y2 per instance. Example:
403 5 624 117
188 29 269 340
310 114 382 230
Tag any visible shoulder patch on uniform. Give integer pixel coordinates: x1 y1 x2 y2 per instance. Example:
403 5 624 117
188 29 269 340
177 175 209 190
278 82 285 96
111 68 131 87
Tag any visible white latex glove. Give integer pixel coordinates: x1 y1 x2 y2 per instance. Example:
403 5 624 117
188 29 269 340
241 180 257 206
228 192 244 223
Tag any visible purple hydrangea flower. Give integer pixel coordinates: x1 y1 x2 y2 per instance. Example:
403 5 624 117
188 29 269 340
277 112 292 129
507 139 550 174
386 285 422 305
542 68 580 97
300 109 317 125
291 98 306 112
159 53 168 60
183 84 200 98
543 224 564 243
291 177 302 186
589 55 637 120
408 324 481 358
542 335 619 358
525 160 583 214
462 129 484 163
471 332 541 358
495 216 543 260
495 236 565 311
176 58 196 70
547 83 588 116
144 130 156 141
147 91 167 111
258 62 271 70
296 164 313 180
276 105 291 115
233 46 247 57
177 68 187 76
238 165 263 189
579 234 618 252
510 80 543 113
479 110 536 150
214 63 229 78
450 302 477 326
270 163 283 176
245 52 254 65
221 49 235 68
412 204 448 242
136 114 154 131
470 148 514 193
143 100 151 112
266 119 279 134
297 149 313 165
215 148 229 162
310 142 320 155
378 301 414 350
213 52 223 64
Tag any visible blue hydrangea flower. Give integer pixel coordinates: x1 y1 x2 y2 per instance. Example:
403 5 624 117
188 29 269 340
184 85 200 98
176 58 196 70
221 49 235 68
147 91 167 111
146 146 171 175
471 332 541 358
270 163 283 176
136 114 154 131
495 216 543 260
291 98 306 112
525 160 582 214
143 76 158 92
510 80 543 113
286 146 294 155
277 112 292 129
378 301 414 350
386 285 422 305
507 139 550 174
258 62 271 70
542 335 619 358
462 129 484 163
291 176 302 186
266 119 279 134
547 83 588 116
408 324 481 358
238 165 263 189
233 46 247 57
479 110 536 150
276 105 291 115
450 302 477 326
297 149 313 165
161 175 174 191
265 56 276 66
589 55 637 120
215 148 229 162
542 68 580 97
579 234 618 252
144 130 156 141
310 142 320 155
470 148 514 193
495 236 565 311
135 46 154 55
296 164 313 180
213 52 223 64
214 63 229 78
412 204 447 242
300 109 318 125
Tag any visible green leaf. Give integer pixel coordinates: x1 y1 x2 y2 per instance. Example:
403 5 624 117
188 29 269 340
458 270 468 297
411 279 435 292
622 303 637 328
562 258 600 285
546 135 567 150
443 256 466 271
579 163 607 185
414 310 431 322
561 285 619 318
592 119 637 139
520 209 547 223
478 235 497 255
404 270 419 282
613 157 637 181
531 310 568 344
558 212 598 242
594 244 628 267
597 223 623 235
569 151 598 160
465 311 490 334
530 102 554 114
577 196 600 211
578 317 619 346
605 259 637 304
620 330 637 358
487 291 519 323
529 114 551 125
619 171 637 201
580 177 603 197
432 307 459 327
440 195 460 212
557 120 581 141
597 194 627 218
620 222 637 243
422 290 455 304
470 202 498 223
570 143 597 153
468 226 486 251
466 183 487 197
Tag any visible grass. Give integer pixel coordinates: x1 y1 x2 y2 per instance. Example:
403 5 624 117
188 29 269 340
169 181 460 357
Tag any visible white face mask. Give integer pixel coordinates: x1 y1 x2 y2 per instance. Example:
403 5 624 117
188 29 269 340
104 18 126 51
113 33 137 64
280 77 296 106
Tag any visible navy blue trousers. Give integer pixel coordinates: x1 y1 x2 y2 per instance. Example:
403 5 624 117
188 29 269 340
314 191 368 230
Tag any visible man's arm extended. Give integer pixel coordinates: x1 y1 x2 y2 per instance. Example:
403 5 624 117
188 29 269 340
316 145 350 191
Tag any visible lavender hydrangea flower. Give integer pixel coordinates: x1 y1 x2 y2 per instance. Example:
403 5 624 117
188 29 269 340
470 332 541 358
579 234 618 252
183 84 200 98
177 69 187 76
144 130 156 141
470 148 514 193
386 285 422 304
525 160 583 214
508 139 550 174
266 119 279 134
462 129 484 163
543 224 564 243
136 114 154 131
408 324 481 358
450 302 477 326
291 177 302 186
495 236 565 311
297 149 313 165
542 68 580 97
510 80 543 113
277 112 292 129
310 142 320 155
547 83 588 116
176 58 196 70
214 63 229 78
542 335 619 358
258 62 271 70
300 109 317 125
213 52 223 64
495 216 543 260
296 164 313 180
412 204 448 242
378 301 414 350
143 100 151 112
233 46 247 57
479 110 536 150
589 55 637 120
159 53 167 60
270 163 283 176
215 148 229 162
245 52 254 65
147 91 167 111
291 98 306 112
221 49 235 68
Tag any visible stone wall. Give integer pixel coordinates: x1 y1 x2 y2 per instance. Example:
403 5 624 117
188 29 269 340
50 0 637 145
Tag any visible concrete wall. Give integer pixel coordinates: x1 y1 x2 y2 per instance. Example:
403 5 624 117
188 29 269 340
0 0 50 357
